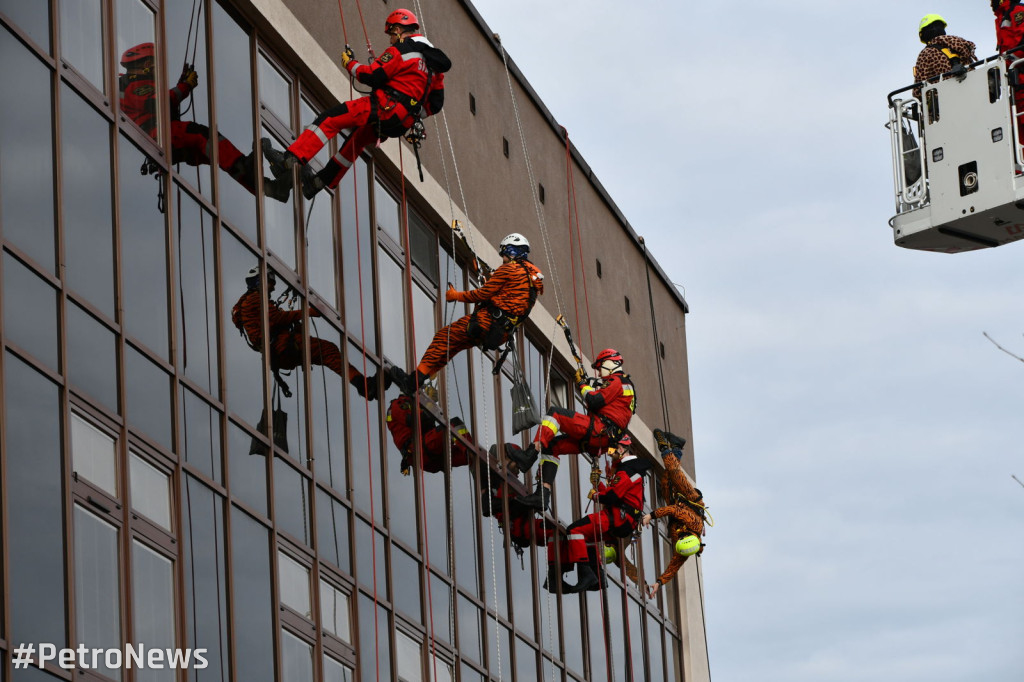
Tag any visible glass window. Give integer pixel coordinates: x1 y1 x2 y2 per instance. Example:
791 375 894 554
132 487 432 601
212 2 256 236
165 0 211 198
646 616 665 682
278 550 311 618
62 83 115 317
2 253 59 370
119 135 169 357
347 343 382 521
180 386 223 483
74 505 122 681
515 637 537 682
422 467 449 576
357 594 391 682
230 507 274 681
487 621 513 682
174 186 220 396
409 211 438 284
374 181 401 244
427 574 451 645
585 591 607 678
471 349 496 448
130 452 171 530
319 580 351 643
0 0 50 50
628 596 644 678
227 419 268 516
315 488 350 574
5 354 67 647
451 466 478 595
396 630 422 682
181 476 230 681
354 519 388 600
307 192 338 309
385 427 416 550
429 656 453 682
378 251 406 365
0 29 56 271
280 630 314 682
115 0 157 140
480 513 508 619
274 456 311 546
340 159 375 350
262 127 296 269
132 541 175 682
71 412 117 496
258 53 291 127
59 0 104 91
392 549 421 623
311 321 347 496
125 345 173 450
509 541 534 637
411 283 434 365
456 595 481 664
323 655 353 682
220 230 265 425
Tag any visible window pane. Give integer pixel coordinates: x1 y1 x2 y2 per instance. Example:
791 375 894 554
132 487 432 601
392 548 421 624
278 550 311 618
115 0 158 140
230 507 274 682
5 354 66 647
357 595 391 682
315 489 350 574
274 456 310 546
585 591 607 678
258 53 291 126
263 128 296 269
71 412 117 496
0 0 50 50
428 574 452 646
74 505 122 681
457 595 481 664
311 320 347 496
409 211 438 284
221 231 265 424
509 538 534 637
180 385 223 483
319 580 351 643
59 0 104 91
355 519 388 600
481 513 508 619
165 0 211 197
452 466 478 594
486 620 512 682
378 251 406 365
125 345 173 450
182 476 230 681
385 422 416 549
227 419 267 516
307 193 337 309
212 2 256 236
323 655 353 682
3 254 59 370
132 541 175 682
347 344 382 520
0 29 56 270
340 159 375 350
119 135 169 357
516 637 536 682
396 630 422 682
374 181 400 243
130 452 171 530
411 283 435 367
174 186 220 394
471 349 496 448
280 630 313 682
646 616 665 682
422 465 449 575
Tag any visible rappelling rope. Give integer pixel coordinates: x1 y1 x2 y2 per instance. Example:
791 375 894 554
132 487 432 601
563 128 596 359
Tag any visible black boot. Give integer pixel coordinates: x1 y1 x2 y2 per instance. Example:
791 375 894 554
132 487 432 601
480 486 501 517
262 137 297 178
301 164 325 200
263 173 293 203
504 442 538 475
512 481 551 512
388 365 426 396
564 563 602 593
542 564 563 592
653 428 686 454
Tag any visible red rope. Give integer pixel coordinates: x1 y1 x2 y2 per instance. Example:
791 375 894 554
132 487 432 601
564 129 596 358
562 128 584 353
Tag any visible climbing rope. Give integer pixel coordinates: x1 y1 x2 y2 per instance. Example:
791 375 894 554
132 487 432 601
563 128 596 358
640 238 671 430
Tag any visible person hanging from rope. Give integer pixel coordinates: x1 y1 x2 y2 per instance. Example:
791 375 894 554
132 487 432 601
231 267 381 400
503 348 636 512
386 390 471 474
118 42 293 202
642 429 708 599
481 473 555 558
543 435 650 593
388 233 544 395
912 15 977 99
262 9 451 200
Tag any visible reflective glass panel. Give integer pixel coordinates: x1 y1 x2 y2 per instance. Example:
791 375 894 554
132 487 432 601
281 630 313 682
509 540 534 636
348 343 382 520
67 303 118 413
646 616 665 682
262 128 295 268
132 541 175 682
60 0 104 91
340 159 375 350
0 0 50 50
486 621 513 682
267 270 307 464
480 513 508 619
456 595 481 663
130 452 171 530
409 211 438 284
374 181 400 244
115 0 157 140
180 386 223 483
411 283 434 367
258 53 291 127
3 254 59 370
278 550 311 618
311 321 347 496
396 630 422 682
125 345 173 450
165 0 211 197
471 349 496 448
628 596 644 678
323 655 353 682
428 574 452 645
422 461 449 575
5 354 66 647
385 408 416 549
227 419 267 516
451 465 478 594
0 29 56 270
307 192 337 309
585 591 607 678
71 412 117 496
74 505 122 681
392 548 421 623
357 595 391 682
315 488 350 573
212 3 256 236
378 251 406 365
174 185 220 395
62 84 115 317
355 519 388 600
220 230 264 425
274 456 311 546
516 637 537 682
230 507 274 681
319 580 351 643
119 135 169 357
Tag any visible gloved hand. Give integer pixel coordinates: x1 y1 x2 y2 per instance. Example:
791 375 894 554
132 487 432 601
587 488 597 500
574 367 587 385
341 46 356 70
179 67 199 89
589 466 601 487
445 285 462 302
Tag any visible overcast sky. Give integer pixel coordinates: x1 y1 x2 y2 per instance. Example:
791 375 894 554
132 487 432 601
462 2 1024 680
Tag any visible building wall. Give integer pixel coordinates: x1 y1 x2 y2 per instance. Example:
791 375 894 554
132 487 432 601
0 0 705 680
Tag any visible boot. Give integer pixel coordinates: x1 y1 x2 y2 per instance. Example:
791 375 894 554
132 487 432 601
229 151 258 193
388 365 427 396
262 137 297 178
263 173 293 203
512 480 551 512
563 562 602 593
542 563 563 592
480 487 501 517
653 428 686 454
504 442 538 475
301 164 325 200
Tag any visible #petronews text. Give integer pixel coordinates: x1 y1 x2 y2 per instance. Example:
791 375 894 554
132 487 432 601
11 642 209 670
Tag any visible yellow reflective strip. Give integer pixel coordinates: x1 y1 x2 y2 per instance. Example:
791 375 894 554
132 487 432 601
580 385 595 396
540 454 560 466
386 414 392 422
541 417 559 433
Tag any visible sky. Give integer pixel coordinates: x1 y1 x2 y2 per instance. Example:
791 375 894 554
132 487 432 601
463 2 1024 681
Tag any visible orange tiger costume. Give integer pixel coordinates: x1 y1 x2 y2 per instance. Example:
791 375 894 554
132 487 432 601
650 448 706 589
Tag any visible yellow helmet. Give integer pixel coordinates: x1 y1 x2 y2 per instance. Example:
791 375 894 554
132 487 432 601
602 545 618 564
674 534 702 557
919 14 946 41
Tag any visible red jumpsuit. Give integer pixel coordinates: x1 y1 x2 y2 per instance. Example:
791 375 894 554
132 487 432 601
119 70 254 192
417 259 543 377
485 484 554 549
231 289 362 385
534 373 635 467
995 2 1024 142
287 35 450 188
385 395 471 473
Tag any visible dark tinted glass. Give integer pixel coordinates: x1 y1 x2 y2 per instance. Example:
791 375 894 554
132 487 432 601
174 185 219 396
119 135 169 357
347 343 382 520
115 0 158 141
165 0 211 197
315 488 351 573
125 345 172 450
67 302 118 413
273 456 310 546
262 128 295 269
220 230 264 425
357 594 391 682
0 0 50 50
378 252 405 365
340 159 375 350
391 547 421 623
267 273 307 465
355 518 388 600
230 506 274 682
3 253 59 370
62 83 115 317
132 540 176 682
385 404 417 549
481 513 508 619
227 419 267 516
306 192 337 308
4 354 66 647
211 3 256 236
422 458 449 574
409 211 438 284
627 595 644 678
179 385 222 482
181 476 230 681
311 321 347 497
0 28 56 270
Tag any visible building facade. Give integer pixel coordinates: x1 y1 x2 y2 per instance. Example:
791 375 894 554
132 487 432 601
0 0 706 681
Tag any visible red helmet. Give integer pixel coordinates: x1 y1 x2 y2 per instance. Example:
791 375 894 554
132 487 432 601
617 433 632 448
385 9 419 32
592 348 624 374
121 42 155 67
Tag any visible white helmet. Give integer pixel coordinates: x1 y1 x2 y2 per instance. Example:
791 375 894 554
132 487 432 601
499 233 530 259
245 266 275 290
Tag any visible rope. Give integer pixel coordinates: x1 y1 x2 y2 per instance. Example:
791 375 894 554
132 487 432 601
563 129 596 359
178 0 204 118
640 238 671 429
